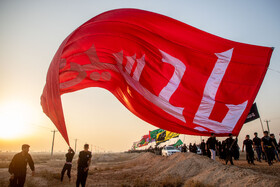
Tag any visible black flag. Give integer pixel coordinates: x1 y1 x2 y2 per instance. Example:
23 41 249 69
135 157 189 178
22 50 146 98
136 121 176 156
244 103 260 123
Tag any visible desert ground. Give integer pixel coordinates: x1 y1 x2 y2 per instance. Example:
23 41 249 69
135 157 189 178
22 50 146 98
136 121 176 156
0 152 279 187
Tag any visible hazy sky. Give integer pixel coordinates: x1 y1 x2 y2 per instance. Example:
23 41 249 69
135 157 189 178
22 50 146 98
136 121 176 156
0 0 280 152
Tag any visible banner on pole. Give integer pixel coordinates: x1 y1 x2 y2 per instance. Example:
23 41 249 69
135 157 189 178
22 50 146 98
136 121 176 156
244 103 260 123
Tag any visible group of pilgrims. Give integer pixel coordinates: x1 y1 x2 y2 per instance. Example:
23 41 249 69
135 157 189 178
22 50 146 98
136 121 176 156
8 144 92 187
7 131 280 187
179 131 280 166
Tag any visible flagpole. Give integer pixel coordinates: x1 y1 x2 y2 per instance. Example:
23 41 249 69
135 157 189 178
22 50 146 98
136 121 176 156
259 117 264 132
256 103 264 132
264 120 270 134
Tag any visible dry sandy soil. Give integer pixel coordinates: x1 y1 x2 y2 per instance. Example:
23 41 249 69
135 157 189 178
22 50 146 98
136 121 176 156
0 152 279 187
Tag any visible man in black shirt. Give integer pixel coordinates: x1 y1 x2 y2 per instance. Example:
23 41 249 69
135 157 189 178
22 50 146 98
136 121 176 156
225 134 235 165
192 143 198 153
200 140 206 155
242 135 255 164
61 147 75 182
76 144 92 187
9 144 35 187
270 134 280 162
253 132 262 162
181 144 187 153
219 141 226 160
206 133 218 160
189 143 193 153
261 131 277 166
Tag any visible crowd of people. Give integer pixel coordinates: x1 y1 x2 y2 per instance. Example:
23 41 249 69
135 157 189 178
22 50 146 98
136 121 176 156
7 131 280 186
178 131 280 166
130 131 280 167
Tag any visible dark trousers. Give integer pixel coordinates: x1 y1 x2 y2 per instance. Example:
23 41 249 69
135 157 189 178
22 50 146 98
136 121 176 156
246 150 254 164
225 150 234 165
233 148 239 160
207 149 211 158
9 175 26 187
61 163 72 181
255 146 262 161
265 147 274 165
76 167 88 187
202 149 206 156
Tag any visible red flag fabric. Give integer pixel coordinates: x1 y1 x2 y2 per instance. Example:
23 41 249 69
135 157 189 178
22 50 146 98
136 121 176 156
41 9 273 145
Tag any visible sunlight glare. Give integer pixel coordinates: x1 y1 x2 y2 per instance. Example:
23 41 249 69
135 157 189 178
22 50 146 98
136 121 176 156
0 101 34 139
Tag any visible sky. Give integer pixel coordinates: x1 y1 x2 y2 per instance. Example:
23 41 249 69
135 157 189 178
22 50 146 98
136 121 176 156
0 0 280 153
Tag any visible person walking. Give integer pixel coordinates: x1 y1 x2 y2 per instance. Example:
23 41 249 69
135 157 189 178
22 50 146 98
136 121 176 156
242 135 255 165
219 141 226 160
206 133 218 160
225 134 235 165
8 144 35 187
192 143 198 154
181 144 187 153
261 131 277 166
189 143 193 153
233 137 239 160
76 144 92 187
200 140 206 155
253 132 262 162
270 134 280 162
61 147 75 182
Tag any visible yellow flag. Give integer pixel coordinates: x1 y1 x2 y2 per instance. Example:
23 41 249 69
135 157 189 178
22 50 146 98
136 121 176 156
156 130 180 144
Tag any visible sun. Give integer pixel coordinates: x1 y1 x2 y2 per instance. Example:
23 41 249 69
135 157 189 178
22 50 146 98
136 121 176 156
0 101 33 139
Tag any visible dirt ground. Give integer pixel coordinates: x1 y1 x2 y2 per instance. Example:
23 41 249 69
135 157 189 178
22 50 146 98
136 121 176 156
0 152 279 187
218 152 280 179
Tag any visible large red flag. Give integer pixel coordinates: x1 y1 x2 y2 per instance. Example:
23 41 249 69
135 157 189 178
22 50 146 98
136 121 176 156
41 9 273 145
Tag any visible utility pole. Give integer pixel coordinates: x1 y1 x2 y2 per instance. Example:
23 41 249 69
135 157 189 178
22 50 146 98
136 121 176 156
264 120 271 134
74 139 78 153
51 130 57 156
91 144 93 152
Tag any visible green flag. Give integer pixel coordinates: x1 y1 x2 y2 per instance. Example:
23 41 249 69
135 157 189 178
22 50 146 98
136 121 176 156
140 139 145 145
172 139 183 147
